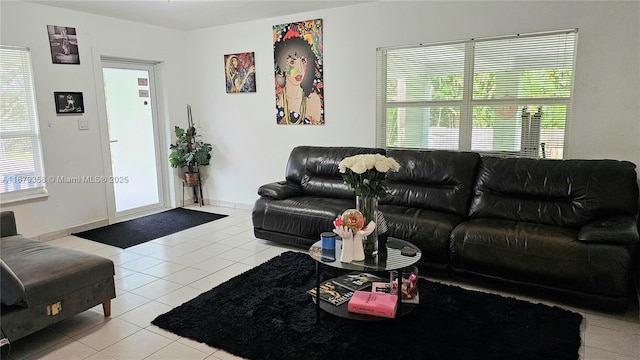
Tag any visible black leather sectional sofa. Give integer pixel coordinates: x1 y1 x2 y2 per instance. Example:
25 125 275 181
252 146 640 312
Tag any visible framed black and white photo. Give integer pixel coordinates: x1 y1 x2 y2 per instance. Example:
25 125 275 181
54 92 84 114
47 25 80 64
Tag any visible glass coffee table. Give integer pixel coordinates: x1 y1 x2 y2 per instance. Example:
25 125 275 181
308 237 421 321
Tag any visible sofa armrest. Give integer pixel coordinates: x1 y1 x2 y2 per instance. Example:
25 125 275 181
257 181 302 200
577 216 639 245
0 212 17 237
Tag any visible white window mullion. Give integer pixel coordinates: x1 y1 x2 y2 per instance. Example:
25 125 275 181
375 49 387 148
459 42 475 151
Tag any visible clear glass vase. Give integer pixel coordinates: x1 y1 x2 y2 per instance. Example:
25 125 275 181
356 195 378 259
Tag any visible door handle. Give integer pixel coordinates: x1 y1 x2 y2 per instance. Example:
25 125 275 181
109 140 118 143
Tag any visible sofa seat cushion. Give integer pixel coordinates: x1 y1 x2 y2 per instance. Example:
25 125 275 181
381 204 464 269
0 235 115 305
450 219 632 297
253 196 354 240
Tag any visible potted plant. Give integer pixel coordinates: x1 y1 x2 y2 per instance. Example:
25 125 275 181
169 105 213 186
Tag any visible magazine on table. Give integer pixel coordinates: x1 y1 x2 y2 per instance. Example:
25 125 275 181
307 281 354 306
330 272 384 292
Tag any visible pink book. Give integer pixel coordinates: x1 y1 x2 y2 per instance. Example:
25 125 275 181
347 290 397 318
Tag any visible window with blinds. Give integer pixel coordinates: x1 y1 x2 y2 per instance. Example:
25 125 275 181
376 29 577 159
0 46 47 202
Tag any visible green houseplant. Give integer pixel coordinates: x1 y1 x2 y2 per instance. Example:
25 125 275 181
169 105 213 186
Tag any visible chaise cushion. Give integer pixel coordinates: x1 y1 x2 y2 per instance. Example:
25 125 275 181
0 235 115 306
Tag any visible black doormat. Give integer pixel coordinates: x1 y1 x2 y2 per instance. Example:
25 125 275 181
152 252 583 360
73 208 227 249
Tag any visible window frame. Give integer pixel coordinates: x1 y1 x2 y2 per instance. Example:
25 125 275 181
0 45 48 204
376 29 578 159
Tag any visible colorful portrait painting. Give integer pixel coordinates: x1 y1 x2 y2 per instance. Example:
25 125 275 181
273 19 324 125
224 52 256 93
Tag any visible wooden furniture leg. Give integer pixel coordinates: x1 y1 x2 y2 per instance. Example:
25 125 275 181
102 300 111 317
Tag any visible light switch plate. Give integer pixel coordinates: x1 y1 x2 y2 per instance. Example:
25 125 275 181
78 119 89 130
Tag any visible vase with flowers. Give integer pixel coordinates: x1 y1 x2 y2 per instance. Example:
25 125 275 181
338 154 400 259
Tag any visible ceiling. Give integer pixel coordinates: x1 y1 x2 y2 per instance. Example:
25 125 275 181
23 0 372 30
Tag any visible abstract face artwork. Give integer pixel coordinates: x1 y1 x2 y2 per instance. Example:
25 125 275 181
273 19 324 125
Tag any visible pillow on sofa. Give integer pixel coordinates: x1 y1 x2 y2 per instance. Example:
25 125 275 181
0 259 27 307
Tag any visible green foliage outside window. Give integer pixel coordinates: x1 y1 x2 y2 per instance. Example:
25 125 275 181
386 68 571 131
520 69 572 129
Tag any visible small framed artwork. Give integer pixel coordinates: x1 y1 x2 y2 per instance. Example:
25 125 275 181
54 92 84 114
47 25 80 64
224 52 256 93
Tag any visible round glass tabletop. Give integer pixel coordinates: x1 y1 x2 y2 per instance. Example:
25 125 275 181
308 237 421 272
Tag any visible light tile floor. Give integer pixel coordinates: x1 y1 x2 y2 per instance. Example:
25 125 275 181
5 205 640 360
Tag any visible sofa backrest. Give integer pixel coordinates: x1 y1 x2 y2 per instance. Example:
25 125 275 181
384 150 481 217
1 211 17 237
469 157 639 228
285 146 386 199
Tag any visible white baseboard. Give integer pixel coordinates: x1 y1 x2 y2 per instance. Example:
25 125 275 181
38 219 109 242
36 200 252 241
204 198 253 210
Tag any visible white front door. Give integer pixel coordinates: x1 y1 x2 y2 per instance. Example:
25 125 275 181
101 61 165 219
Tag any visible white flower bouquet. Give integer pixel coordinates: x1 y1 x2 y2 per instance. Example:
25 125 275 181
338 154 401 198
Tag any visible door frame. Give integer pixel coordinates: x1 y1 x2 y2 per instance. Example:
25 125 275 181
95 56 171 223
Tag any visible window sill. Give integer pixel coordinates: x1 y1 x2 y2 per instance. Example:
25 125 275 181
0 188 49 205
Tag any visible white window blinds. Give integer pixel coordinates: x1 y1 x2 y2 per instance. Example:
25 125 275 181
0 45 47 202
377 29 577 159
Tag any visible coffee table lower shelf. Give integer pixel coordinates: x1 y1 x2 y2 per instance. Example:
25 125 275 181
310 237 422 323
315 297 417 321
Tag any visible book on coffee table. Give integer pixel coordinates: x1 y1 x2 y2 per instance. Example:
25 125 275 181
348 290 397 318
307 281 354 306
330 272 384 292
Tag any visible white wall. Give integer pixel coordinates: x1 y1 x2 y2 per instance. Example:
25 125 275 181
0 1 189 237
187 0 640 207
1 1 639 237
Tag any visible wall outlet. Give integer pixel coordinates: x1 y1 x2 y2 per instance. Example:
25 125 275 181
78 119 89 130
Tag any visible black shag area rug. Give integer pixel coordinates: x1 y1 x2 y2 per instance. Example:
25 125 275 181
73 208 227 249
152 251 583 360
